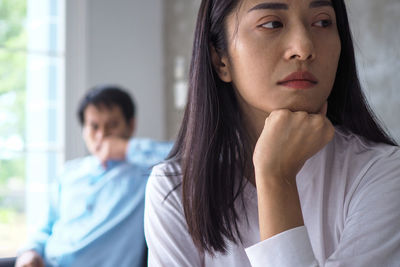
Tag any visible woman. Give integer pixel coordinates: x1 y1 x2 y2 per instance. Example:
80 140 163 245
145 0 400 266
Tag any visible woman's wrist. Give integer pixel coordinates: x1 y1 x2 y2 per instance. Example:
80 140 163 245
254 167 297 189
255 172 304 240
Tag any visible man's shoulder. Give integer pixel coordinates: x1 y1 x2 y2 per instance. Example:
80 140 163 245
59 155 99 180
63 155 96 169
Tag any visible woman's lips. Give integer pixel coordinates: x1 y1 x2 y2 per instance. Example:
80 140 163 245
277 71 318 89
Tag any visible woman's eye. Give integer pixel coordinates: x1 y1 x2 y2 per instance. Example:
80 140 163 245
260 21 283 29
313 19 332 28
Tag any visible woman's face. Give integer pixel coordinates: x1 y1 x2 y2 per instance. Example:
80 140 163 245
216 0 341 131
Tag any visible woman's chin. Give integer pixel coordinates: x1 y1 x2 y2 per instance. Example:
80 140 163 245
267 103 322 114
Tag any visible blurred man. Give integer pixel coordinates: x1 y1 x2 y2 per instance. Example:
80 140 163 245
15 85 172 267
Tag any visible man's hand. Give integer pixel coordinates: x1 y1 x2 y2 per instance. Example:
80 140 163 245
253 103 334 240
95 137 129 168
15 250 44 267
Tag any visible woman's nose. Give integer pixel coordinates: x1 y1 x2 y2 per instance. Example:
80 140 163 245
284 24 316 62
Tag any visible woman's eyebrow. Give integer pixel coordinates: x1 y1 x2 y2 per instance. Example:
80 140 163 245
248 1 333 13
309 0 333 8
247 3 288 13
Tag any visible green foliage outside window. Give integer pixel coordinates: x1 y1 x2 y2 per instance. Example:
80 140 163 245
0 0 27 230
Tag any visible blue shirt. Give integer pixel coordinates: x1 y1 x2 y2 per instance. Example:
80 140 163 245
22 138 173 267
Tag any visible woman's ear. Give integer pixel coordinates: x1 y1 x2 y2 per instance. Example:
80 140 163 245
210 45 232 83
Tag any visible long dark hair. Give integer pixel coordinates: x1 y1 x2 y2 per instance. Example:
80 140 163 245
167 0 397 255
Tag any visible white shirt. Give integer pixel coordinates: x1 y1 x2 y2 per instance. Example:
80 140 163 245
144 128 400 266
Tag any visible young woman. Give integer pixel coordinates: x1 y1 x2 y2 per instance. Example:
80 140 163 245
144 0 400 266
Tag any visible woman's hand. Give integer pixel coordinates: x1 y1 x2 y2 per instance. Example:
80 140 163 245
253 103 334 240
253 103 334 181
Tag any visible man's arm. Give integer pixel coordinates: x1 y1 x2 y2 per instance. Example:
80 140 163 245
96 137 173 167
16 181 60 266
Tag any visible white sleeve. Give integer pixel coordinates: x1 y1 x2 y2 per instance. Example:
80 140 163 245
245 226 318 267
245 150 400 266
144 164 203 267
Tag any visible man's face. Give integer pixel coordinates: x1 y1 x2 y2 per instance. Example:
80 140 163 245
82 104 134 156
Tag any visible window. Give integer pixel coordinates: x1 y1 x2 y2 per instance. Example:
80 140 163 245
0 0 64 257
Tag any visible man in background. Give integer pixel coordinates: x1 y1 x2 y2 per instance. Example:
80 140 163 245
15 85 172 267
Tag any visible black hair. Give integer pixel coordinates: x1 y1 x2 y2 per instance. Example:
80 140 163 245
167 0 397 255
77 85 136 125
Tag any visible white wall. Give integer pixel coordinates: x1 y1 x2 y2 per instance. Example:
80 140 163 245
65 0 87 160
65 0 165 160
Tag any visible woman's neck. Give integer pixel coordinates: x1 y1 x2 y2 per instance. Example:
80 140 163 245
235 92 270 186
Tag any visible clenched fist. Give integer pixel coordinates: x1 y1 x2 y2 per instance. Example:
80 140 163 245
253 105 334 183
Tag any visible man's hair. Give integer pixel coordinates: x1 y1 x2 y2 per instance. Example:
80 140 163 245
78 85 136 125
